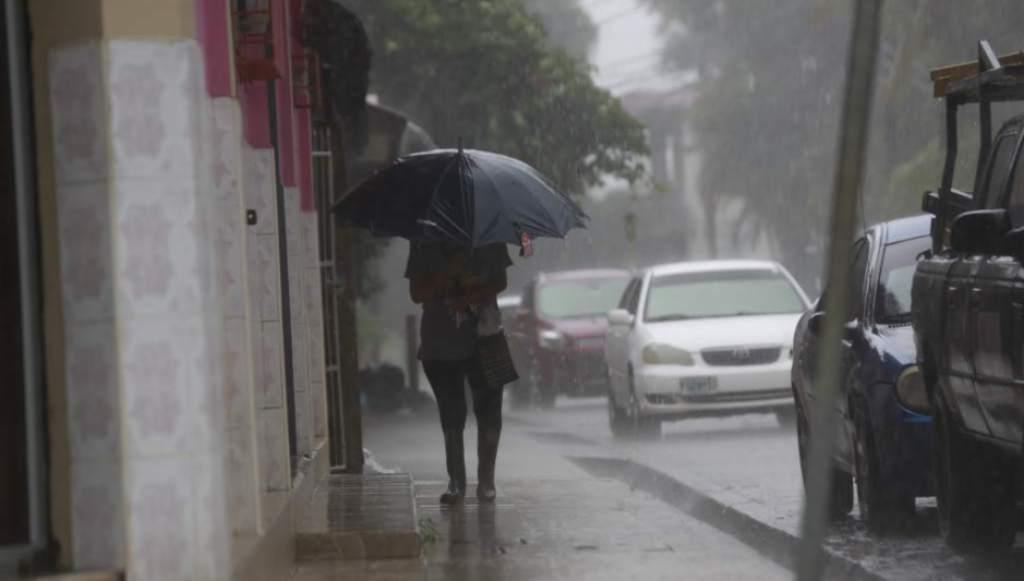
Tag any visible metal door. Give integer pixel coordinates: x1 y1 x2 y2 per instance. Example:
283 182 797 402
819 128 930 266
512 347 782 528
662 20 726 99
944 256 987 434
972 254 1020 442
1 0 48 573
311 124 346 466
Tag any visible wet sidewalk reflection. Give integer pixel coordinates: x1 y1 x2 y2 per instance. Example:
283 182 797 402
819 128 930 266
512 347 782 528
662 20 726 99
292 410 790 581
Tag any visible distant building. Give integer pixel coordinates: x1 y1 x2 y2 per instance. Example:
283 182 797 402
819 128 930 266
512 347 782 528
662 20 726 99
620 84 698 191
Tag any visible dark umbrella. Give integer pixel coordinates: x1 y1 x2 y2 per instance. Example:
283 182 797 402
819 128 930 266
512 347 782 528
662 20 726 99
333 148 587 247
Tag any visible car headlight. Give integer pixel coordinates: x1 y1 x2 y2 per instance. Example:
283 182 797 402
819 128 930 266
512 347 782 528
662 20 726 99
895 365 931 415
642 343 695 366
538 329 565 349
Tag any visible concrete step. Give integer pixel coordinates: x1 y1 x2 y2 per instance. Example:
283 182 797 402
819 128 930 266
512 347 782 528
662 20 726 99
25 573 121 581
295 472 420 561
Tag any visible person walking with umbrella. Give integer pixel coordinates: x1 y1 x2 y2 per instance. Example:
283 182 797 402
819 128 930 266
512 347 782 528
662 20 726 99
334 146 587 505
406 241 512 503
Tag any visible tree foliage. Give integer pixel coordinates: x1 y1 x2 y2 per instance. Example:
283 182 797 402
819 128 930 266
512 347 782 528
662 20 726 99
866 0 1024 219
523 0 597 62
640 0 847 285
641 0 1024 288
344 0 648 195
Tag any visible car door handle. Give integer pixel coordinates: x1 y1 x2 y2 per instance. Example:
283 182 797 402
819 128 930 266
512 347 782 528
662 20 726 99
946 286 960 306
968 287 983 307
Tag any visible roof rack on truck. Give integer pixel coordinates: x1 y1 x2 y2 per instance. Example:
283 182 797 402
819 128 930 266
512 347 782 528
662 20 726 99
926 41 1024 251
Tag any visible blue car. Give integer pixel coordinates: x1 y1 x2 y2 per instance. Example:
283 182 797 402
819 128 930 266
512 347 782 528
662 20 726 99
791 214 933 531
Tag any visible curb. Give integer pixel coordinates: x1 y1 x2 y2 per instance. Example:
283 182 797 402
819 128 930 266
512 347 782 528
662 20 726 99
571 456 886 581
295 473 421 562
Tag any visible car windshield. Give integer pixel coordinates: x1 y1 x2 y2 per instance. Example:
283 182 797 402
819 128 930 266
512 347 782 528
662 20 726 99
644 269 805 322
876 236 930 322
537 277 629 319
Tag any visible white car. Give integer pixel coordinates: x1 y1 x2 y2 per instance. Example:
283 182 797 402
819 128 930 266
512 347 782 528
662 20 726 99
604 260 810 438
497 293 522 315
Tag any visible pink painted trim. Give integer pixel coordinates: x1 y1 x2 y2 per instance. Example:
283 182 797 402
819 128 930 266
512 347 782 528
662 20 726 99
266 0 299 187
195 0 233 97
241 81 271 148
290 0 314 212
276 81 297 187
273 0 297 187
288 0 305 62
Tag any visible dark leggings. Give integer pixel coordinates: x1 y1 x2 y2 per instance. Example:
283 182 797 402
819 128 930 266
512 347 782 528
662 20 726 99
423 358 504 433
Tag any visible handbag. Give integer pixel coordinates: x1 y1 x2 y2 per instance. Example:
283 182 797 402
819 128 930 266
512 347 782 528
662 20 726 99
475 330 519 389
473 302 518 388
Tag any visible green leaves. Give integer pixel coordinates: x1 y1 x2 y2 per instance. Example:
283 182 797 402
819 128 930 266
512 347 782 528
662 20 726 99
345 0 648 194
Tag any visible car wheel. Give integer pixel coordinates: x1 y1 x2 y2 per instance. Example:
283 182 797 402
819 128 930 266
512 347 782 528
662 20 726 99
625 371 661 440
934 390 1017 553
853 401 914 533
795 389 852 521
533 365 556 409
795 394 810 481
829 466 855 522
775 406 797 429
608 386 630 438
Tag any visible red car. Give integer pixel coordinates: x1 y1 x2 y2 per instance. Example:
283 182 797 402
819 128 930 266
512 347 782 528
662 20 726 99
506 269 631 407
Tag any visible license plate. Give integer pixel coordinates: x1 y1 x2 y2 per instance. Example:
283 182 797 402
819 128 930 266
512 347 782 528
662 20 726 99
680 376 718 395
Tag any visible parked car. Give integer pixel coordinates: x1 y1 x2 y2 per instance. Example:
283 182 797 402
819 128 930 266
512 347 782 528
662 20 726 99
497 293 522 329
506 269 631 407
604 260 809 438
792 215 933 530
912 45 1024 552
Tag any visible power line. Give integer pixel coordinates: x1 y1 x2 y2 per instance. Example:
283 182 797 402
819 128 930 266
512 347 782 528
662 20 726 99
600 61 664 83
581 0 621 10
604 70 693 91
598 50 662 72
596 7 636 27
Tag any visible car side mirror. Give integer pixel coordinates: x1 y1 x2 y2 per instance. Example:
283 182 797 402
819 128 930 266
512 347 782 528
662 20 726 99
807 311 825 335
607 309 635 327
949 209 1010 255
921 190 940 215
808 311 858 340
1003 226 1024 259
922 189 974 216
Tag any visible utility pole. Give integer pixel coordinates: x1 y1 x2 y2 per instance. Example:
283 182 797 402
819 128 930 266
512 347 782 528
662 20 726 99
796 1 882 579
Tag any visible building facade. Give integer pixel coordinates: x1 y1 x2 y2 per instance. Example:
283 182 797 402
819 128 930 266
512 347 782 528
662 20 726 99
2 0 354 578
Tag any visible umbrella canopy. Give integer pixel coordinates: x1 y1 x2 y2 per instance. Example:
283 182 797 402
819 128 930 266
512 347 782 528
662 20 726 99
333 148 587 247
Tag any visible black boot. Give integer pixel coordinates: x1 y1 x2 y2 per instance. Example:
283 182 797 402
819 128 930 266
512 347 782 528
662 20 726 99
440 430 466 505
476 427 500 502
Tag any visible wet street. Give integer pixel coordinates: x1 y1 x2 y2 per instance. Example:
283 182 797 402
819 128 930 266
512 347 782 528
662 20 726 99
507 397 1024 581
330 395 1024 581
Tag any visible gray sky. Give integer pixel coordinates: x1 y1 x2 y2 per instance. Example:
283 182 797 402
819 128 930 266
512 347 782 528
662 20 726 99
584 0 665 92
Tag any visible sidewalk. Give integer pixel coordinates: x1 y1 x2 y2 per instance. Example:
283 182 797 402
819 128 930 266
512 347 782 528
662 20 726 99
292 406 792 581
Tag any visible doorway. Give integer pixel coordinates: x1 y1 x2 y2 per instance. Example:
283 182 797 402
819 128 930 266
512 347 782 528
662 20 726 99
0 0 48 574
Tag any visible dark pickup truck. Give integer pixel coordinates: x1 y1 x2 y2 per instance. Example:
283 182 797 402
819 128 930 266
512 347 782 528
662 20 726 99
911 41 1024 552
